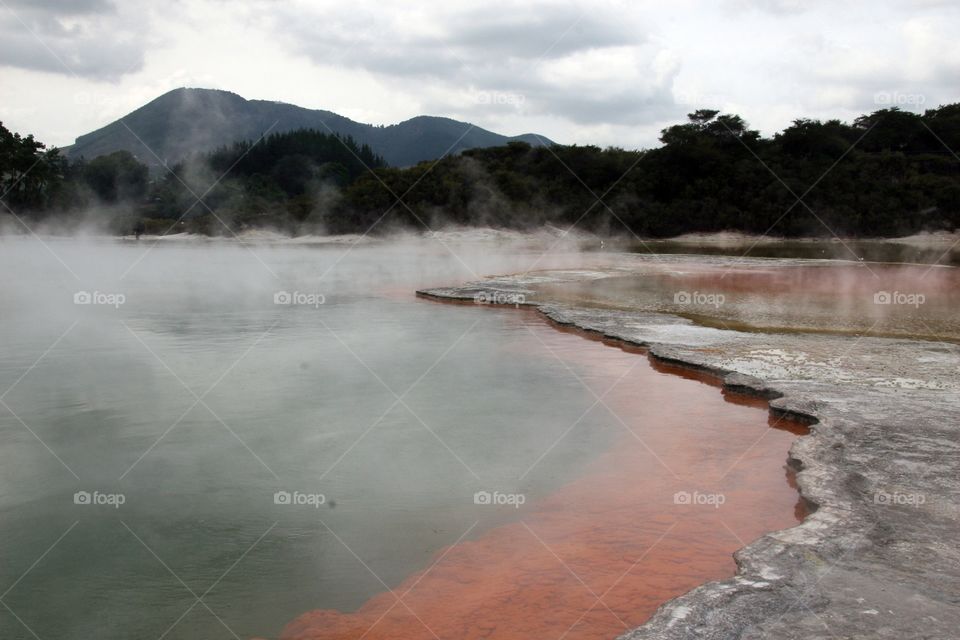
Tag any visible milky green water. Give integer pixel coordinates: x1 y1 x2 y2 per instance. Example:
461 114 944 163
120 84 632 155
0 238 628 640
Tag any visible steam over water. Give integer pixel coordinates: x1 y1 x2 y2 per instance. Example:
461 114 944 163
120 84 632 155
539 260 960 342
0 237 800 639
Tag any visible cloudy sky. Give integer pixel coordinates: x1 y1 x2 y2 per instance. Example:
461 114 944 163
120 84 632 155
0 0 957 149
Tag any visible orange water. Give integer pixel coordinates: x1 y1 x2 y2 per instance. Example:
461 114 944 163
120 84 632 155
279 308 807 640
539 261 960 341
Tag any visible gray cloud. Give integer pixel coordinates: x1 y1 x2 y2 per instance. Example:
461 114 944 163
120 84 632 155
724 0 818 16
440 7 641 60
0 0 149 79
4 0 115 14
269 2 643 76
264 1 676 128
2 0 958 150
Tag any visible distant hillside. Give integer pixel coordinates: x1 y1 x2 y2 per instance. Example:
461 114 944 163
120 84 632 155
6 103 959 239
63 88 554 168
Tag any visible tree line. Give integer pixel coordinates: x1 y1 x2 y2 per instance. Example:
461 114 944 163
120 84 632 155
2 104 958 237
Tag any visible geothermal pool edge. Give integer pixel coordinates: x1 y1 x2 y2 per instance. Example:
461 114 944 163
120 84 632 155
415 280 960 640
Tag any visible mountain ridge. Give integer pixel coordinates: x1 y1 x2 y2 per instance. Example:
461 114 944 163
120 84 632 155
64 87 554 168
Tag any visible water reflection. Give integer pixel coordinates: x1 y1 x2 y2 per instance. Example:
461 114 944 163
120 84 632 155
281 308 805 640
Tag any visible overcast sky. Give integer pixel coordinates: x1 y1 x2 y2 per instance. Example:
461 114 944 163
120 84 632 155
0 0 957 149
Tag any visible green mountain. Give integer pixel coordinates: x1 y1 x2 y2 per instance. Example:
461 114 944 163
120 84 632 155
63 88 554 168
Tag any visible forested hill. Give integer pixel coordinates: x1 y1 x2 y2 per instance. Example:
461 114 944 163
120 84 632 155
63 88 553 168
2 104 959 238
337 105 960 237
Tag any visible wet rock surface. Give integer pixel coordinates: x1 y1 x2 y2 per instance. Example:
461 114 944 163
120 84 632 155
417 264 960 640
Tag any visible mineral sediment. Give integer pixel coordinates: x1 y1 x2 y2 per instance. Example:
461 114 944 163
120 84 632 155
417 263 960 639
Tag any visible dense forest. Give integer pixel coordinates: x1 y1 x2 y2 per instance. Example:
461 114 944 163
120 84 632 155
2 104 959 237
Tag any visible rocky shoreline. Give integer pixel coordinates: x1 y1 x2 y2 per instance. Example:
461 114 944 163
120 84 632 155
417 265 960 639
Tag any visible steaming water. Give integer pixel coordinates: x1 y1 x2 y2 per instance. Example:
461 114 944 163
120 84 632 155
2 235 852 640
628 238 960 266
0 237 640 640
0 236 940 639
538 259 960 342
